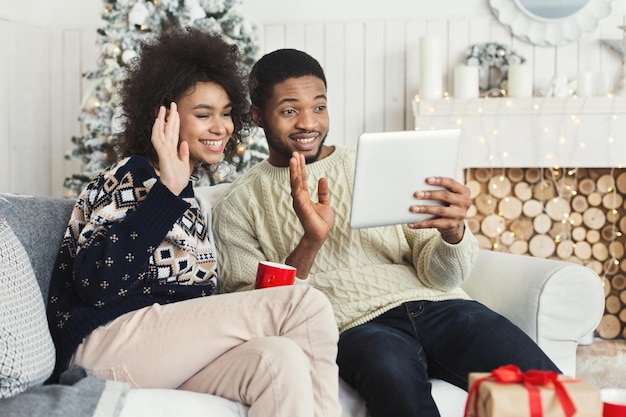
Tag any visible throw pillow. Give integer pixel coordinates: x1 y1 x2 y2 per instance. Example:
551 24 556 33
0 218 55 398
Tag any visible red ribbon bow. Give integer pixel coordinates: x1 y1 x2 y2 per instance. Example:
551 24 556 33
464 365 577 417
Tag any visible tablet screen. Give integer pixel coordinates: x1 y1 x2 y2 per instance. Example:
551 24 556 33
350 129 461 229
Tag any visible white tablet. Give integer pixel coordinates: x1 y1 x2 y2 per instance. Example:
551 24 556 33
349 129 461 229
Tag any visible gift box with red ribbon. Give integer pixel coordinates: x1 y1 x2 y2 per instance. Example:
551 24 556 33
464 365 602 417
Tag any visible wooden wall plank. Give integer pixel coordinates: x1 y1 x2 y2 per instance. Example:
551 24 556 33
32 24 52 195
263 24 286 53
363 21 385 134
284 24 306 51
489 18 512 44
7 21 24 193
304 23 326 69
533 46 558 95
469 16 493 46
60 28 84 197
405 20 426 128
9 22 50 196
324 23 345 146
384 21 406 132
578 29 603 86
448 18 472 70
343 22 365 143
0 20 10 193
49 28 65 197
555 42 580 93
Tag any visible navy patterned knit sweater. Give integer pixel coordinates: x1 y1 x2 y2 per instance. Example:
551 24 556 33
46 156 218 381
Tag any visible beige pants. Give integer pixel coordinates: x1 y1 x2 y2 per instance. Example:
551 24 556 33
71 285 341 417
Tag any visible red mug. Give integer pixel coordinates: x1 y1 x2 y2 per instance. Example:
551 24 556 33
603 388 626 417
255 261 297 289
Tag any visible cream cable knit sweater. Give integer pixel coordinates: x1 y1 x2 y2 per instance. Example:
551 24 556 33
213 145 479 332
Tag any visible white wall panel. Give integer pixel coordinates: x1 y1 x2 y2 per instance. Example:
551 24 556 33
343 22 366 144
404 20 425 129
468 16 494 47
304 23 325 67
3 2 626 196
363 21 386 134
448 18 472 76
0 20 9 193
323 22 346 146
52 28 85 198
8 21 50 195
284 24 306 51
49 28 65 196
262 24 286 55
534 47 558 94
598 12 625 90
383 21 406 132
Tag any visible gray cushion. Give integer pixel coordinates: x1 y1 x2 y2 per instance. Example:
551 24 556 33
0 218 56 398
0 194 74 301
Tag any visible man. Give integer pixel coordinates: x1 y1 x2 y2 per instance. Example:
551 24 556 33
212 49 560 417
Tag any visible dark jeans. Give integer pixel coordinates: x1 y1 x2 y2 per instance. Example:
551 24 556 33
337 299 560 417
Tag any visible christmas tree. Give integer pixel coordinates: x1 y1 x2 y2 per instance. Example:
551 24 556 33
64 0 268 195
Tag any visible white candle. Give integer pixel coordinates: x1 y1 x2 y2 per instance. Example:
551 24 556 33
596 72 611 96
577 71 595 97
454 65 479 99
419 36 443 99
507 64 533 98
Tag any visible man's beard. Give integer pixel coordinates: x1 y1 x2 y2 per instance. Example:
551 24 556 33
264 128 328 164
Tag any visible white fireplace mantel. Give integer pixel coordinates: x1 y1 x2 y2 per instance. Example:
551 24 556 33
413 96 626 170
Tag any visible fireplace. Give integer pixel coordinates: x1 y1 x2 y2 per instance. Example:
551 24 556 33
414 96 626 340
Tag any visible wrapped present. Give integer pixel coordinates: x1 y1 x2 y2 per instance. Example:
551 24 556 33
464 365 602 417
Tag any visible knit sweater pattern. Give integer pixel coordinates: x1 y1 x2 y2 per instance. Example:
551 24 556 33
47 156 218 379
213 146 479 333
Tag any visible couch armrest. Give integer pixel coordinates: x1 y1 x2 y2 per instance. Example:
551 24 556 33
461 250 605 377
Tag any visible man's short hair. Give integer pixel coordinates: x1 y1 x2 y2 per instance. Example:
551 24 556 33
248 49 327 107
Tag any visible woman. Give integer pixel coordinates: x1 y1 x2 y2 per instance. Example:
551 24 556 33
46 28 341 417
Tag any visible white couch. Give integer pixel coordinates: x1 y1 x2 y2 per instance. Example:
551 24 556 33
0 186 606 417
118 249 605 417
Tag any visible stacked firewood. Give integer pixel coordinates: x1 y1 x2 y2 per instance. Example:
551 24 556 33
466 167 626 339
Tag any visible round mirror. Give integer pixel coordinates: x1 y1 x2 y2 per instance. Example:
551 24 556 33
518 0 588 19
489 0 614 46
